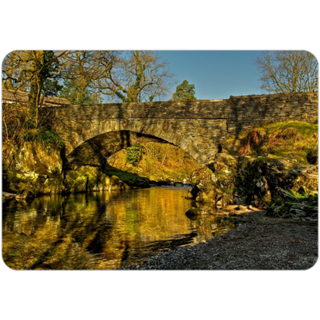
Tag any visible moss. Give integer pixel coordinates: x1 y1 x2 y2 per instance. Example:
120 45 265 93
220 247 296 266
102 165 150 188
22 129 65 149
222 121 318 163
264 121 318 136
3 141 65 195
64 166 106 193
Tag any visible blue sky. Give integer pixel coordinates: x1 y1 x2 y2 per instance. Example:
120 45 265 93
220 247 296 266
156 51 264 100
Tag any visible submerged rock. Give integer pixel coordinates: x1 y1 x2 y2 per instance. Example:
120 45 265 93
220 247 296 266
185 207 214 218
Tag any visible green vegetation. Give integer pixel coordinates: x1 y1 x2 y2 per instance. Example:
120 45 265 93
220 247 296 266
172 80 196 101
266 187 318 219
102 165 150 188
59 78 100 105
126 145 140 163
3 51 66 128
108 142 201 182
22 129 65 149
260 121 317 163
223 121 318 163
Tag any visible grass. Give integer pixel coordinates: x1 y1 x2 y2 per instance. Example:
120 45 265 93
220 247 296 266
224 121 318 163
262 121 318 162
265 121 318 136
108 142 201 182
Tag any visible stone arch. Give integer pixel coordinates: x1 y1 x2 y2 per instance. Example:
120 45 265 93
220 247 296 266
55 116 218 166
66 130 201 168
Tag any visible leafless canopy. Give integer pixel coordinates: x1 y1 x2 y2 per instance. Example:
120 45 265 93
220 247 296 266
256 51 318 93
94 51 174 102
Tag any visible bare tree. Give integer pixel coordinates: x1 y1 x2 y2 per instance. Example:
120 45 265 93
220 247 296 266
95 51 174 102
59 50 115 104
256 51 318 93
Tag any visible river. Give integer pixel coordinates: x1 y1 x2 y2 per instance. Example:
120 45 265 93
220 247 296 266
2 187 235 270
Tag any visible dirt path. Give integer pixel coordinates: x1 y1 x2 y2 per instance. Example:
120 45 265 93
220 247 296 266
123 212 318 270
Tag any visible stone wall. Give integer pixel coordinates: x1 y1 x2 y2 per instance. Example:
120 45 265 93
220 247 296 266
45 92 318 166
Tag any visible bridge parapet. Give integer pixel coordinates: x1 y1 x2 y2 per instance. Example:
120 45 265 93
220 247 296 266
44 92 318 166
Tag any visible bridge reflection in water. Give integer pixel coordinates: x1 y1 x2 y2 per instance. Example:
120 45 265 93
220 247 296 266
2 187 235 270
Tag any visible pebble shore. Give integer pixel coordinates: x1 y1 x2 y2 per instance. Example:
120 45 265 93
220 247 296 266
123 212 318 270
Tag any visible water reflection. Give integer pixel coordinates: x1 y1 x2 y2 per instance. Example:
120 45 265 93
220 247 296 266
2 187 235 270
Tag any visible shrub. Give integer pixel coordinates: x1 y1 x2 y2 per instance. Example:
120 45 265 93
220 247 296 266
126 145 140 164
22 129 65 149
239 128 266 155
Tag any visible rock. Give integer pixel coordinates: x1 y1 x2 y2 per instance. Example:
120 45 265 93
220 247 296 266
64 166 127 193
215 153 237 165
307 150 318 164
190 153 238 207
297 186 306 195
234 205 246 211
64 170 88 193
2 192 17 202
15 190 34 201
233 197 245 205
109 175 129 191
239 157 318 211
185 207 213 218
3 141 65 195
290 208 307 217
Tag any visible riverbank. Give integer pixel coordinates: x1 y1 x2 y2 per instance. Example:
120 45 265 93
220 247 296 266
123 211 318 270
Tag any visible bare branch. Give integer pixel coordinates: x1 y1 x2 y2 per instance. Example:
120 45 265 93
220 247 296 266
256 51 318 93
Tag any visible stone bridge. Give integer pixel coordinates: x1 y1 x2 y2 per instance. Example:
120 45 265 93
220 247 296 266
45 92 318 167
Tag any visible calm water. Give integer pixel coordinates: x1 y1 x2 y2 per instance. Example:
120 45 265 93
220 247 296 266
2 187 235 270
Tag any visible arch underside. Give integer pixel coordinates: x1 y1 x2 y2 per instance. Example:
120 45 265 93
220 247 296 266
67 130 173 167
55 118 223 166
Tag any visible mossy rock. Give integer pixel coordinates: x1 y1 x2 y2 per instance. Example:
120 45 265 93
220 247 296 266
102 165 150 188
109 175 129 190
64 166 106 193
14 142 63 176
185 207 214 218
3 141 65 195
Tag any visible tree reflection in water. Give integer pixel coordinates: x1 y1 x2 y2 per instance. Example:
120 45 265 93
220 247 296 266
2 187 235 270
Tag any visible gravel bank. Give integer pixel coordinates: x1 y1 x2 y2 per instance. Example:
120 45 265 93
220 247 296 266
123 212 318 270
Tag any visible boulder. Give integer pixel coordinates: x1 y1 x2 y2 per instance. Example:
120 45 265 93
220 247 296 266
64 166 117 193
3 142 65 195
190 153 238 207
237 156 318 207
185 207 214 218
109 175 129 191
